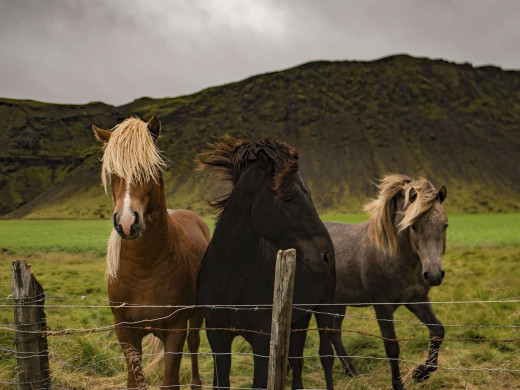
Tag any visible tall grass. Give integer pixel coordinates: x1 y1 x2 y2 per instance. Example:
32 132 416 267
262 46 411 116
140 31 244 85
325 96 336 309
1 215 519 388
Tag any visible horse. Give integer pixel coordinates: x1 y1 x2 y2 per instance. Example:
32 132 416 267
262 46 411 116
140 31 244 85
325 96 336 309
196 135 337 389
92 116 211 389
325 174 448 390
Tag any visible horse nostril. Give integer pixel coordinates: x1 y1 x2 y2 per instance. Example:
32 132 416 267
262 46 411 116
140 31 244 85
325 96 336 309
441 270 445 278
321 251 331 265
423 271 429 280
130 212 140 237
113 213 118 229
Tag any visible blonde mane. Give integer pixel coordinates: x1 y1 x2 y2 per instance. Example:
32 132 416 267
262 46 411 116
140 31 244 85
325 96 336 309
364 174 441 256
100 117 166 191
106 229 121 280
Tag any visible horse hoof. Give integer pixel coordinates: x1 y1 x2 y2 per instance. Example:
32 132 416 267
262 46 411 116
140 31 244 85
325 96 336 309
392 378 406 390
343 366 360 377
412 363 437 382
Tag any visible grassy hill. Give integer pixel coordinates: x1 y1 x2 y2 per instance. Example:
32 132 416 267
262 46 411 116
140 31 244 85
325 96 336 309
1 54 520 219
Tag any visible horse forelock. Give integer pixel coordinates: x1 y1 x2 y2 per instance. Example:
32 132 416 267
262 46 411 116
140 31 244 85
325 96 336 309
364 174 440 255
398 178 440 232
196 135 299 216
100 117 166 191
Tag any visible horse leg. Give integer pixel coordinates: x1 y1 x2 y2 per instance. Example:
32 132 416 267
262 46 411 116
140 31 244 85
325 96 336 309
187 311 204 388
251 334 270 390
115 327 147 389
406 302 444 382
373 305 405 390
162 326 188 387
315 309 335 390
288 313 311 390
206 328 234 389
330 305 359 376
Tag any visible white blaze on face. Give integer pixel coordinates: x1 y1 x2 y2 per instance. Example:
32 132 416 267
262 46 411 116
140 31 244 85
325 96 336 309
118 181 136 235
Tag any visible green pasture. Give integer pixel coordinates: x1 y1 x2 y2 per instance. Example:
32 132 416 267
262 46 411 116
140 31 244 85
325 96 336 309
321 213 520 249
1 214 518 256
1 214 519 389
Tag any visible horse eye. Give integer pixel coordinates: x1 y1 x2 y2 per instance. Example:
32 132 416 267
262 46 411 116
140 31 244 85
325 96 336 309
411 225 417 232
283 194 293 202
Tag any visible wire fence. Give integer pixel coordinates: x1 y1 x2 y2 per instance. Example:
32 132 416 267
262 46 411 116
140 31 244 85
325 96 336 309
2 293 520 389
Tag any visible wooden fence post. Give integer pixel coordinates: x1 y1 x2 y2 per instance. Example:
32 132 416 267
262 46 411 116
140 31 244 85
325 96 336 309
268 249 297 390
12 260 51 390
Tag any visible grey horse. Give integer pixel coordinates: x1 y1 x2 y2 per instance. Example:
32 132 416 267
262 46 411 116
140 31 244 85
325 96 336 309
326 174 448 390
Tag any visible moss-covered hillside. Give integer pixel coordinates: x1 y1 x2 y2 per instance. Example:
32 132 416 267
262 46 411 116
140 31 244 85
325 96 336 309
1 54 520 218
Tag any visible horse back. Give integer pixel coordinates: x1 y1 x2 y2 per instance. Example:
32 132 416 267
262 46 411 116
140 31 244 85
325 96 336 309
324 221 377 304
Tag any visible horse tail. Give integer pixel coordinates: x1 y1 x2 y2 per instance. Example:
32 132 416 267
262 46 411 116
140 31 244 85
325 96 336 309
142 334 164 373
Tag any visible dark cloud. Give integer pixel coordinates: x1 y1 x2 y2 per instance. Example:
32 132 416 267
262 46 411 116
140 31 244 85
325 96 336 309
1 0 519 105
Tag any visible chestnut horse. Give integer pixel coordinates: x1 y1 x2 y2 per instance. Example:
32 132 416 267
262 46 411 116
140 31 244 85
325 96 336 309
92 116 210 388
326 174 448 390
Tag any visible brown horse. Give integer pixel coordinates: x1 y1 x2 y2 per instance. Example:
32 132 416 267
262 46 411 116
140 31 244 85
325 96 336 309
326 174 448 390
92 116 211 389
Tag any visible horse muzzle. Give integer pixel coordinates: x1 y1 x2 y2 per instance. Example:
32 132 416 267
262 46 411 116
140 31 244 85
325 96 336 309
113 212 142 239
299 248 334 274
422 269 445 286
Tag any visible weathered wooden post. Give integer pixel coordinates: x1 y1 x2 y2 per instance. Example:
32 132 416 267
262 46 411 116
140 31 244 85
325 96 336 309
267 249 297 390
12 260 50 390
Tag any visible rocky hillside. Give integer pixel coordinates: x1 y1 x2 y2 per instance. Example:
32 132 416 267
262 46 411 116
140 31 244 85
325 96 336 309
1 54 520 219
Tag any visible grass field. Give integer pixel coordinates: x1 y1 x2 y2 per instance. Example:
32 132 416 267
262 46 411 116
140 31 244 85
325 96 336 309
1 214 519 389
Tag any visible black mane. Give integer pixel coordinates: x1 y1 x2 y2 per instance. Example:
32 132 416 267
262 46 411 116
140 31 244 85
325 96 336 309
196 135 299 215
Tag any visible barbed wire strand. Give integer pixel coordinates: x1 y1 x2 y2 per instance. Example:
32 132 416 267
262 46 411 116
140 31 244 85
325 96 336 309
3 296 519 387
2 294 520 306
2 349 519 389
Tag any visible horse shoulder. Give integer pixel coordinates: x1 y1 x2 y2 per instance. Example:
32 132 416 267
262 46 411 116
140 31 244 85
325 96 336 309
326 221 372 303
167 209 211 283
168 209 211 247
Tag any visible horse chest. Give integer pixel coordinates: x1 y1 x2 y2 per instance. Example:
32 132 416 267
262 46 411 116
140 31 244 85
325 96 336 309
109 257 194 306
401 282 430 301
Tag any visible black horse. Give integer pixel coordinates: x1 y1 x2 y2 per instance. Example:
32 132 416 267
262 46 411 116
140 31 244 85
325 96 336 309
196 136 336 389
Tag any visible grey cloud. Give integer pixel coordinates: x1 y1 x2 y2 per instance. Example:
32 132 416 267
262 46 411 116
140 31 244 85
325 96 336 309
1 0 519 105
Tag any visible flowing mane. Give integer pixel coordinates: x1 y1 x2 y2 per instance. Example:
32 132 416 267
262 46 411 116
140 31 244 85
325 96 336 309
196 135 299 216
106 229 121 280
100 117 166 191
364 174 441 255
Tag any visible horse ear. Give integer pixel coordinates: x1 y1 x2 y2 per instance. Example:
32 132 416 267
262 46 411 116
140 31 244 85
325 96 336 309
256 150 274 174
147 115 161 142
438 186 447 203
92 125 111 143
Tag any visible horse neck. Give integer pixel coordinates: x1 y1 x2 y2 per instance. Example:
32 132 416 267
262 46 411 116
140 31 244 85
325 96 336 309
393 226 423 271
391 200 421 263
212 180 264 259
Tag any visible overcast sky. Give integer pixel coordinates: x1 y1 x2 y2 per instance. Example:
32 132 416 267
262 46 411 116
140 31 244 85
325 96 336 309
1 0 519 106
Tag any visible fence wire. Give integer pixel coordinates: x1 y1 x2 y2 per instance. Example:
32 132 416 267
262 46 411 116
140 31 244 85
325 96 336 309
2 295 519 388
